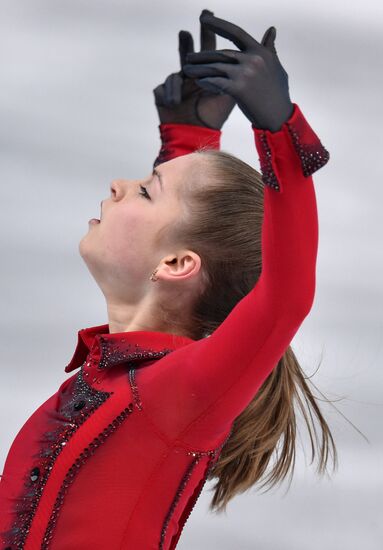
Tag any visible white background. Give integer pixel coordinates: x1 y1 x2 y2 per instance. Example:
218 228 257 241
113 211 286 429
0 1 382 548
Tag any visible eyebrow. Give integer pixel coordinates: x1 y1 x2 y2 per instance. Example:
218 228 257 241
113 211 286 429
152 168 164 191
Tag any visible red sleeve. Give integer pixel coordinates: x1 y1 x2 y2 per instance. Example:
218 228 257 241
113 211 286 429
142 104 329 449
153 123 221 166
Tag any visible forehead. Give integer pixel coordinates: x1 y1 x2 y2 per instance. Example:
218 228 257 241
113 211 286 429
160 152 199 175
156 153 202 197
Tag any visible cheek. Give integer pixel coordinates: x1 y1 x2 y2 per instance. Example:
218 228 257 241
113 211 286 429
100 208 158 260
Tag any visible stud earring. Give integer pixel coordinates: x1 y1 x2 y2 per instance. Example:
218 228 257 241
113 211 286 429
150 268 159 282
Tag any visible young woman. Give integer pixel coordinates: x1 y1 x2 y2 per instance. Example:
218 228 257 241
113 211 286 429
0 10 336 550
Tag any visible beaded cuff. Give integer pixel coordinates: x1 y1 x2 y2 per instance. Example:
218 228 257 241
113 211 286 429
253 103 330 192
153 123 221 167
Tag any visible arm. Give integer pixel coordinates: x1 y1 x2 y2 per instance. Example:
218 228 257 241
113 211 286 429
153 122 221 167
151 11 281 164
140 102 328 448
152 9 235 167
139 15 329 449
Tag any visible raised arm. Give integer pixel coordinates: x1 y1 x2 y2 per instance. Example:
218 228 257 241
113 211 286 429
152 9 235 165
139 14 329 450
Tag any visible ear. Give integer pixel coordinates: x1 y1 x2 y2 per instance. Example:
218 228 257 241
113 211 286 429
158 250 202 283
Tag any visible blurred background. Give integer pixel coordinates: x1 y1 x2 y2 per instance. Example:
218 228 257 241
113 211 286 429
0 1 382 548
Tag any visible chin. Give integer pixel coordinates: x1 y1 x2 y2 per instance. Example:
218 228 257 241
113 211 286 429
78 234 93 261
78 242 102 282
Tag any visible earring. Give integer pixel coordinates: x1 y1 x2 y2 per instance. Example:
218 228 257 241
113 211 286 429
150 268 159 282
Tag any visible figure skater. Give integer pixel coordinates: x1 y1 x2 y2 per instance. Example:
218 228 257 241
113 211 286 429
0 9 337 550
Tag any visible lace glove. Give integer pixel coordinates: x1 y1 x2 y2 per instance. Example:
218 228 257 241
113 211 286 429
183 11 294 132
153 9 235 130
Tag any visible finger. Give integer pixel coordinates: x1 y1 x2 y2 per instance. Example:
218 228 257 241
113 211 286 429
183 62 233 79
199 12 260 51
195 76 232 95
186 49 239 65
179 30 195 69
261 26 277 54
164 73 183 105
153 83 166 106
200 9 216 51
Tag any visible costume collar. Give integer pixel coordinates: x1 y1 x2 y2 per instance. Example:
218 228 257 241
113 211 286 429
64 323 196 373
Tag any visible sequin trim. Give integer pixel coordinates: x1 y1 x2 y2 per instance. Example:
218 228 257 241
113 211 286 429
41 403 134 549
159 455 201 550
257 115 330 192
286 122 330 177
257 132 281 191
128 368 143 411
0 364 112 550
98 338 173 371
159 427 234 549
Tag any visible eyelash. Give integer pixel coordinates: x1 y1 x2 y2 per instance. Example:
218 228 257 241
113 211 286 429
139 185 151 200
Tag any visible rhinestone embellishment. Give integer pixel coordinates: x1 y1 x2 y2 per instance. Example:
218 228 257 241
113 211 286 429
286 122 330 177
257 132 280 191
40 403 134 549
256 113 330 192
159 426 234 549
0 364 112 550
128 368 143 411
30 467 40 482
97 338 173 370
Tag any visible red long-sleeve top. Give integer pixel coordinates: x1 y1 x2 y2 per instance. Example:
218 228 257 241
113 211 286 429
0 103 329 550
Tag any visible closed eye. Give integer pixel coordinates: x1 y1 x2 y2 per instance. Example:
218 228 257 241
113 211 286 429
139 185 151 200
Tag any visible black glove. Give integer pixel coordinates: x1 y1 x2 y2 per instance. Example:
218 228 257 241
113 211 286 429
182 12 294 132
153 9 235 130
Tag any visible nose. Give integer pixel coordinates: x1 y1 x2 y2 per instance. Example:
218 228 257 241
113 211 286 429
110 178 132 199
110 178 141 201
110 179 121 198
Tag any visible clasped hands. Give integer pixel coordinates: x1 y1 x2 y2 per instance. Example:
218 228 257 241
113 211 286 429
153 9 294 133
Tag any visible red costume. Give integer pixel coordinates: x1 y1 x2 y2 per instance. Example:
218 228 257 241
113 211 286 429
0 103 329 549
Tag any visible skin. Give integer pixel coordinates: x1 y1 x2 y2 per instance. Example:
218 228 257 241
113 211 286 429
79 152 205 336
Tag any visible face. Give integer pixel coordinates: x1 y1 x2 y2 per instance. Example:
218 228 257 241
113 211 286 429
79 153 201 305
